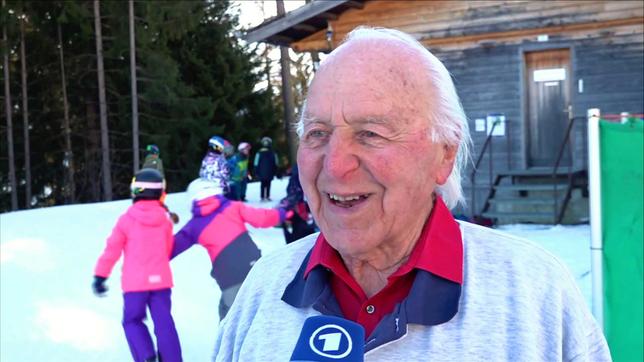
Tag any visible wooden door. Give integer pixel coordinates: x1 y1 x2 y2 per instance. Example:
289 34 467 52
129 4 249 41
525 49 571 168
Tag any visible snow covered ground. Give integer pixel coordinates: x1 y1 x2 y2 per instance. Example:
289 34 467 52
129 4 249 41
0 178 593 361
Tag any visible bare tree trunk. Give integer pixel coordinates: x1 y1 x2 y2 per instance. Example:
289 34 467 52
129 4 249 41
19 13 32 208
276 0 297 166
258 1 273 96
129 0 139 174
57 21 75 203
93 0 112 200
2 0 18 210
263 45 272 97
304 0 320 72
86 102 101 201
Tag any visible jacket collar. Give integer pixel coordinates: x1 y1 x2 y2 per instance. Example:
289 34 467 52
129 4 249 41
282 250 461 351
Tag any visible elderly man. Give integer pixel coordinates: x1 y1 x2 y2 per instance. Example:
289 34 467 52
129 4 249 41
213 27 610 361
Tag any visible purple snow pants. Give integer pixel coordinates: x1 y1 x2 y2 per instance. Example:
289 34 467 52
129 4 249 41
122 289 182 362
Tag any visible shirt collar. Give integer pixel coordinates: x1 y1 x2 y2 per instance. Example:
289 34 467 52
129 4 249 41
282 195 464 346
282 256 462 352
304 196 462 284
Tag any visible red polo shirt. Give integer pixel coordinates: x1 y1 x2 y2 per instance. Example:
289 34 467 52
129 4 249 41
304 196 463 337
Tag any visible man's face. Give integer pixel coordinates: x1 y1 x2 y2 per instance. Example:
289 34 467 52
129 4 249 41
297 40 456 258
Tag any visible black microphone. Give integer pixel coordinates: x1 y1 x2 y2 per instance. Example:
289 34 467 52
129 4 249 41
290 315 365 362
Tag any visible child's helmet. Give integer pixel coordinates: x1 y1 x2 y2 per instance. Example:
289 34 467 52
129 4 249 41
238 142 251 152
146 144 160 155
223 141 235 157
260 137 272 147
131 168 165 200
208 135 226 154
187 178 223 201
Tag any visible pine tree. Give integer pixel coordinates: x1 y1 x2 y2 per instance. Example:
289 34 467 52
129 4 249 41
1 0 18 210
56 6 75 203
19 4 31 207
166 0 280 187
0 0 282 211
128 0 138 174
93 0 111 200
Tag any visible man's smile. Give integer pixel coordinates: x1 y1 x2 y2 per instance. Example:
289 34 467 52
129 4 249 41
326 192 370 208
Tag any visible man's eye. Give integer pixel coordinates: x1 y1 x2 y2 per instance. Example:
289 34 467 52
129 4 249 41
360 130 380 138
306 130 327 139
302 129 330 146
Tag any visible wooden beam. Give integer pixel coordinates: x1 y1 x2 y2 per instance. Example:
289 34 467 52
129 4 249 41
345 1 365 9
293 38 333 53
318 1 642 41
291 16 644 53
420 16 644 47
316 12 339 21
245 0 351 43
293 23 318 33
269 34 295 45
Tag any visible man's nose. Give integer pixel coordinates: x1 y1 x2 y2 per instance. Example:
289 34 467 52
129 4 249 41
323 134 359 179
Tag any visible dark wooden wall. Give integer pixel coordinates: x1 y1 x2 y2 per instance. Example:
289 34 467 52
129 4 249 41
434 29 643 214
288 0 644 214
434 45 523 215
571 30 644 171
293 1 643 53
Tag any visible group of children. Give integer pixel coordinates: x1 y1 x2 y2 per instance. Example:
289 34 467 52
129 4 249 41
91 136 295 362
218 136 279 203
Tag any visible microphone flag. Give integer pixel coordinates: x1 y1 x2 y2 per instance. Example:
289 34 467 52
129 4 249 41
290 315 365 362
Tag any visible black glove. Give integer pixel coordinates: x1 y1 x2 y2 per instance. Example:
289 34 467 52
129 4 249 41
92 276 108 296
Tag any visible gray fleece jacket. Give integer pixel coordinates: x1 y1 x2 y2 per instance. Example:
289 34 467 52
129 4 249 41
213 221 610 362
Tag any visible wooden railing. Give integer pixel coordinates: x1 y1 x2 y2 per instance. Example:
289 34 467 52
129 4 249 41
551 115 585 224
552 113 644 223
469 120 501 218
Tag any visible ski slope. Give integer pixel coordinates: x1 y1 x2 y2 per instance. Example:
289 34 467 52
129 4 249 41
0 178 592 361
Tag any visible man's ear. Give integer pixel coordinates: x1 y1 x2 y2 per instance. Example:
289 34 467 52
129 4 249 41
436 144 458 185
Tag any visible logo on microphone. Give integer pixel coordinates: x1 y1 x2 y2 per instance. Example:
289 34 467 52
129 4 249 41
309 324 353 358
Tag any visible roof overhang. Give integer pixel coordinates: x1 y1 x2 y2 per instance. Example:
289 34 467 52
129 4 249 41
244 0 367 46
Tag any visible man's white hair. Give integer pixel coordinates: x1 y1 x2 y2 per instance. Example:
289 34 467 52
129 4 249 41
297 26 471 209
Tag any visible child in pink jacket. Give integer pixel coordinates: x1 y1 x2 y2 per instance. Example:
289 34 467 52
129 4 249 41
172 177 292 320
92 168 181 362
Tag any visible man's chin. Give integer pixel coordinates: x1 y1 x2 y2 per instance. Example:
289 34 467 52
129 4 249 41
321 207 374 228
323 230 381 256
322 219 373 236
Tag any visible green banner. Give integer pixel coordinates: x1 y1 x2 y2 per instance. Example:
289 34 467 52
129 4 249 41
600 119 644 362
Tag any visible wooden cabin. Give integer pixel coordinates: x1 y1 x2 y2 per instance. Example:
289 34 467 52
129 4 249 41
247 0 644 224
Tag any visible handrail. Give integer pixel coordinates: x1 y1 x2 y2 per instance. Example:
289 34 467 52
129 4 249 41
600 113 644 120
551 115 585 223
470 120 499 217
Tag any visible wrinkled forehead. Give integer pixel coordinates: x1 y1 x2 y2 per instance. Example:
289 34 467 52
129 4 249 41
315 39 426 94
304 39 433 125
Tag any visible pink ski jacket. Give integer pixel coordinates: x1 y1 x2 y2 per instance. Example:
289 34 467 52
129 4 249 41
94 200 174 292
172 195 287 289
